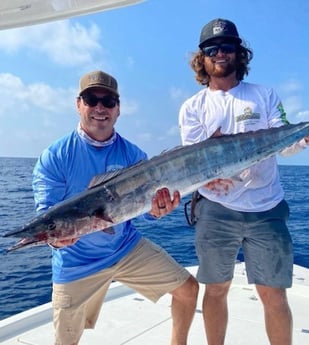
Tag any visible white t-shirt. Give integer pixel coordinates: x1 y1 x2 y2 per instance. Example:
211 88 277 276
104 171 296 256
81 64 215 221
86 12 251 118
179 81 306 212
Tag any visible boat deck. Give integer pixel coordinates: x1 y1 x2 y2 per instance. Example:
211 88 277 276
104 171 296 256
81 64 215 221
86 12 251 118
1 262 309 344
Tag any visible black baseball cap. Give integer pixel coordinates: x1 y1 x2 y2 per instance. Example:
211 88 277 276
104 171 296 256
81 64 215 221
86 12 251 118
199 18 242 48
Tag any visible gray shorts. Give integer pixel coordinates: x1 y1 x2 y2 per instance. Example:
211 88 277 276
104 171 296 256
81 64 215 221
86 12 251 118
194 197 293 288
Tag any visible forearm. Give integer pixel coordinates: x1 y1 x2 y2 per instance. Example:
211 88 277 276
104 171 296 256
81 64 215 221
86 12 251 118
280 138 309 157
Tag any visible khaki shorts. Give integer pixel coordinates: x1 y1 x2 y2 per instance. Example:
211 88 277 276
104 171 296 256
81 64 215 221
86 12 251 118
52 237 190 345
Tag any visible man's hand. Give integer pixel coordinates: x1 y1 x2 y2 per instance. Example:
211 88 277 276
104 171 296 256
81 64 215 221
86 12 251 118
149 187 181 218
211 128 223 137
204 128 234 195
204 178 234 196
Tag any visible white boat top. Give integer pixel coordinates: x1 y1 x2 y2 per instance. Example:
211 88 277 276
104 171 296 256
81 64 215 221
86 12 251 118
1 262 309 345
0 0 144 30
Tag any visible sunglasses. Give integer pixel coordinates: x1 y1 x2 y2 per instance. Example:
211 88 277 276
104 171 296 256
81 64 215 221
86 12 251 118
81 94 119 108
202 43 237 57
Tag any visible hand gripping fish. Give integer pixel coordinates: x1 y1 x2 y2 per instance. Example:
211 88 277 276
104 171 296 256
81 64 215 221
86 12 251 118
3 122 309 251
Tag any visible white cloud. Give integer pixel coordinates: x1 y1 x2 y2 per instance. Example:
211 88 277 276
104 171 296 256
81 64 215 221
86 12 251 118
0 73 74 117
0 20 104 67
167 125 179 137
169 86 190 103
0 73 77 157
126 56 135 68
138 132 153 141
279 79 302 94
296 110 309 121
280 79 309 123
283 95 302 116
119 98 139 116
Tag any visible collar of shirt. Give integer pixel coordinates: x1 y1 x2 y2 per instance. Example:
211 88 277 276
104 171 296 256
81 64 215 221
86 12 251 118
77 122 117 147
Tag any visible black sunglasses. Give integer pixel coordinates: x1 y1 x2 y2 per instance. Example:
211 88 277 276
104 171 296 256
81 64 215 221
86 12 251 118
81 94 119 108
202 43 237 57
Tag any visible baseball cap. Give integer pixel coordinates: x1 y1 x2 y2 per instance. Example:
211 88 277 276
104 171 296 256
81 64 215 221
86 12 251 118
79 70 119 96
199 18 242 48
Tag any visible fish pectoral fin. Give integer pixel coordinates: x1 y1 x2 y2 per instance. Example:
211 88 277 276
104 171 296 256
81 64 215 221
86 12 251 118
91 208 113 223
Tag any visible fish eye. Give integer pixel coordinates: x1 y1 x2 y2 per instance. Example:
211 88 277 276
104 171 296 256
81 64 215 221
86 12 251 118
48 222 56 230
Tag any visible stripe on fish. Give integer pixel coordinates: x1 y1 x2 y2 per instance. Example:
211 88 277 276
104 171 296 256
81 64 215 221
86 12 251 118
3 122 309 251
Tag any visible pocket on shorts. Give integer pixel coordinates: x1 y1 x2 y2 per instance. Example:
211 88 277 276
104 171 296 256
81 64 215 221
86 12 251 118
52 292 72 309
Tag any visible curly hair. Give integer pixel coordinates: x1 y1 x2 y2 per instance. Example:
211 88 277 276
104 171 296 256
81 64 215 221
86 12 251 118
190 43 253 86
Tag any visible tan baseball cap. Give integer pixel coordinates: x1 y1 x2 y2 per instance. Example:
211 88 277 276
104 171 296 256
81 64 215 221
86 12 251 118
79 70 119 96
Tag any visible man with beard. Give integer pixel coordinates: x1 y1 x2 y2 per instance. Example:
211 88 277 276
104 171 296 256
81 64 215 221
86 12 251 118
179 18 309 345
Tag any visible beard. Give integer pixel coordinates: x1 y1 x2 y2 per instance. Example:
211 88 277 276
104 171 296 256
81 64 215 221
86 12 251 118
205 59 237 78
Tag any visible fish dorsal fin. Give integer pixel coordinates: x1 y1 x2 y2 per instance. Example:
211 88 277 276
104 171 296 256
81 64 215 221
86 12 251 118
159 146 182 155
88 160 145 189
88 170 122 189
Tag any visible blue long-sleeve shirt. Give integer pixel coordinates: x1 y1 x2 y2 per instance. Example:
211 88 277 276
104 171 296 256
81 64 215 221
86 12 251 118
33 130 148 284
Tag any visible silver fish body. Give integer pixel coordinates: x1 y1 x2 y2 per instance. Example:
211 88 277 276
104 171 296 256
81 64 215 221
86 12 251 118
4 122 309 251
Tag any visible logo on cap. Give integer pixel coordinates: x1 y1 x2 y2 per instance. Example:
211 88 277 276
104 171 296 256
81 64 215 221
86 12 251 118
213 20 227 35
89 73 107 84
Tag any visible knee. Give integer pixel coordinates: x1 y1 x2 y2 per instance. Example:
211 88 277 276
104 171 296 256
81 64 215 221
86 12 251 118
172 275 199 303
188 275 199 299
205 281 231 299
184 275 199 302
256 286 289 310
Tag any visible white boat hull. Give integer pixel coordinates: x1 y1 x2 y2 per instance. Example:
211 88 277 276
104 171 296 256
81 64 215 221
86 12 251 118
1 262 309 345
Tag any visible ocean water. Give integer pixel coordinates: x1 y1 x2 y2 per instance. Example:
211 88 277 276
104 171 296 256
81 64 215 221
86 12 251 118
0 157 308 321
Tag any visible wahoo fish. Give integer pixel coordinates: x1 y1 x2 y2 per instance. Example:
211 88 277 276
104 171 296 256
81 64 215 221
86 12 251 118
4 122 309 251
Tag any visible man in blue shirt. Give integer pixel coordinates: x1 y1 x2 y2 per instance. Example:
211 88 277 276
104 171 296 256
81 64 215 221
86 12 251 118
33 70 198 345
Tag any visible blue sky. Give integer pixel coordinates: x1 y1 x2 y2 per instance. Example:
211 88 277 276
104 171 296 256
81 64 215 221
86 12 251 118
0 0 308 165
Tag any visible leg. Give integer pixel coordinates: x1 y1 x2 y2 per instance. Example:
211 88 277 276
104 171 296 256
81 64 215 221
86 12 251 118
256 285 292 345
194 198 242 344
53 269 113 345
169 275 199 345
202 280 232 345
114 238 199 345
241 200 293 344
